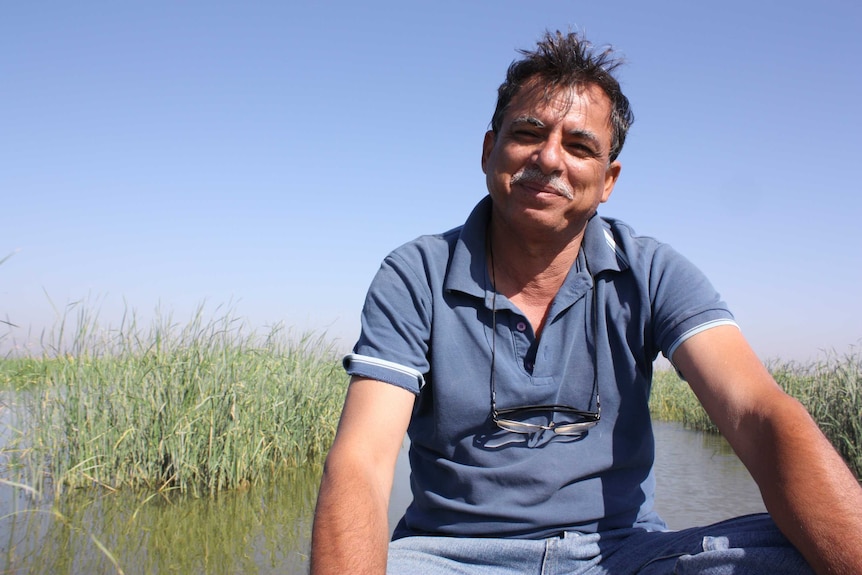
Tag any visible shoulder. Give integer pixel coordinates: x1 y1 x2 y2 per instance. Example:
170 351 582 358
591 215 685 275
599 216 656 246
383 196 489 273
381 225 462 277
593 215 723 306
388 225 461 258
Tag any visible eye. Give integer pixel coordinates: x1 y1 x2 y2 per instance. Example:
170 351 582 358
512 129 541 141
566 142 599 158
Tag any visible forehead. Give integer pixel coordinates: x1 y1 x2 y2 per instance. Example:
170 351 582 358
503 82 613 136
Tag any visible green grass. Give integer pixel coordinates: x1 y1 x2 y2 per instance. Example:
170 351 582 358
3 296 859 495
649 351 862 479
1 305 348 497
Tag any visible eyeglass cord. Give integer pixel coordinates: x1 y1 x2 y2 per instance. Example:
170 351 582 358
487 229 600 422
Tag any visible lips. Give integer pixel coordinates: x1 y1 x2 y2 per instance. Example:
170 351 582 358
526 181 573 200
511 172 574 200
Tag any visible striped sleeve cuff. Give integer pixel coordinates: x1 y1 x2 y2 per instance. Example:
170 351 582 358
666 319 740 367
342 353 426 394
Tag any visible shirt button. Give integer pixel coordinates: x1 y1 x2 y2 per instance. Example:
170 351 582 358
516 321 527 332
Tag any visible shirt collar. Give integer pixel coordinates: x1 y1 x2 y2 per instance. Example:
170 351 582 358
445 196 492 299
444 196 629 301
582 211 630 276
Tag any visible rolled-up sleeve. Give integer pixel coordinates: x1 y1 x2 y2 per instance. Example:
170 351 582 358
345 246 433 395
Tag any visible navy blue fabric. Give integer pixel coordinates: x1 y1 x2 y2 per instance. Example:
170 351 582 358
345 196 736 540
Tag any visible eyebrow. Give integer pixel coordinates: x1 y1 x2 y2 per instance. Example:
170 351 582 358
511 115 545 128
510 115 603 148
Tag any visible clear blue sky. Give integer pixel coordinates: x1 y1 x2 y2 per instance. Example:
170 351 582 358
3 1 861 362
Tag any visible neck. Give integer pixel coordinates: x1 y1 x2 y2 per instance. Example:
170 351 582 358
488 216 585 302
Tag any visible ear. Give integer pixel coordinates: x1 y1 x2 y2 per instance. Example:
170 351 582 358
481 130 495 174
601 160 622 203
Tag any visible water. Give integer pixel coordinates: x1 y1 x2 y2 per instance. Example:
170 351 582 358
0 468 321 575
0 422 765 574
651 421 765 529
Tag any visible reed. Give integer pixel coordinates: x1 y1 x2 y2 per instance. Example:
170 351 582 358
770 352 862 478
649 369 716 433
1 304 348 497
649 350 862 478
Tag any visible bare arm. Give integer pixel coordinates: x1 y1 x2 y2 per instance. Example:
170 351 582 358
310 376 415 575
673 325 862 575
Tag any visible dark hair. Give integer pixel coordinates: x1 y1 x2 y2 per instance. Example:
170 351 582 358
490 30 634 162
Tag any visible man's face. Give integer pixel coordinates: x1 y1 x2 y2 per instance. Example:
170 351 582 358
481 81 622 238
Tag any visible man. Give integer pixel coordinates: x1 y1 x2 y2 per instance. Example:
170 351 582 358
311 31 862 574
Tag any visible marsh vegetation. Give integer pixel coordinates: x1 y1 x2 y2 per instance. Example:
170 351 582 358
0 306 347 498
649 353 862 478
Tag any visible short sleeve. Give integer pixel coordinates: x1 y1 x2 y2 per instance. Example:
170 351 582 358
649 243 737 365
345 247 433 395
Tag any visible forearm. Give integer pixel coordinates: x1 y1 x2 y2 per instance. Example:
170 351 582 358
673 328 862 574
741 397 862 575
310 454 393 575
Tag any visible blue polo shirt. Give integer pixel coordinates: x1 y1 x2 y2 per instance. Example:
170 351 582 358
344 196 736 539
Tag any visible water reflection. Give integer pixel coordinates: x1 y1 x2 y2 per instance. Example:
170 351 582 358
0 422 765 574
652 421 765 529
0 466 321 575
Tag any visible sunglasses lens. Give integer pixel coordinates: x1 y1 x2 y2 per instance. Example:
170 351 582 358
494 410 599 435
495 418 538 433
552 420 598 435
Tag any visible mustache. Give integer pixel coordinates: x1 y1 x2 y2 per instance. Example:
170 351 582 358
510 167 574 200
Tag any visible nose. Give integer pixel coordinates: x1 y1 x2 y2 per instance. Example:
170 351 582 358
531 134 564 175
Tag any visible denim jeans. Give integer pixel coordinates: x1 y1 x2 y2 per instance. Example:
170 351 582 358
386 513 812 574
